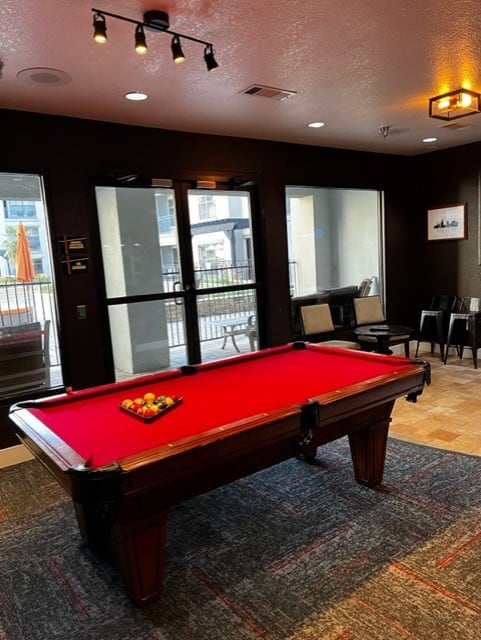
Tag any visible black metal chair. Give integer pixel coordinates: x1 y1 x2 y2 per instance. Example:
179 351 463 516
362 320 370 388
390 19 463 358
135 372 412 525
444 297 481 369
415 294 458 361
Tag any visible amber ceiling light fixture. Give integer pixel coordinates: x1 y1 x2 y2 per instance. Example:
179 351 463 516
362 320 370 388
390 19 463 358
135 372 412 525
91 8 219 71
429 88 481 120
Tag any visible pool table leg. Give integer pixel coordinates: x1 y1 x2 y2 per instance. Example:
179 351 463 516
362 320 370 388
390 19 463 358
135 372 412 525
112 511 169 607
72 501 113 555
72 496 168 607
348 416 390 487
297 399 393 488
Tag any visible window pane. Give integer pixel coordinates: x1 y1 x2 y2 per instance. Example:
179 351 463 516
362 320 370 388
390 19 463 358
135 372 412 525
187 190 255 287
198 291 258 361
96 186 189 381
108 301 188 379
96 186 182 299
0 173 63 397
286 186 382 298
286 186 383 336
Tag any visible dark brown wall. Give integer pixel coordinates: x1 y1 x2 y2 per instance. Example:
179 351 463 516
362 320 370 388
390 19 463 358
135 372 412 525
415 145 481 307
6 107 475 447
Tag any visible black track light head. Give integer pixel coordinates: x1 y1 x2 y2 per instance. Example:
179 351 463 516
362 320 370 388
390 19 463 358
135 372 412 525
204 44 218 71
171 35 185 63
93 12 107 44
135 24 147 54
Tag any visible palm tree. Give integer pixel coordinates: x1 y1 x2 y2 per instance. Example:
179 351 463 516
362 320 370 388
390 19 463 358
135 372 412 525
2 226 18 274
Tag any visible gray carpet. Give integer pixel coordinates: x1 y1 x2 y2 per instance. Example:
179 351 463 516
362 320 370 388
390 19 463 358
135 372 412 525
1 438 481 639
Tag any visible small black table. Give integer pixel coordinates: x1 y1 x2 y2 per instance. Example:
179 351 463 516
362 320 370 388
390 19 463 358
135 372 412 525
354 324 413 355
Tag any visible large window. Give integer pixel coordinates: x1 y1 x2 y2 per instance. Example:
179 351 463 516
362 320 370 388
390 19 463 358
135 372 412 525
286 186 383 298
0 173 63 397
286 186 383 334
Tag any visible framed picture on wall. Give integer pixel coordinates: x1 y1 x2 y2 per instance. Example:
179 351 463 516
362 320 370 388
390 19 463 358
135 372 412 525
427 203 467 241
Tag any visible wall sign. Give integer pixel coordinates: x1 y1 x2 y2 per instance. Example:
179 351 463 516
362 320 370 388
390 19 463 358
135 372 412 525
59 235 89 274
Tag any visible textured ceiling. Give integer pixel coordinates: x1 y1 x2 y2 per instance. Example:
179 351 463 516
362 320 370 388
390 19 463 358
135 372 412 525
2 0 481 155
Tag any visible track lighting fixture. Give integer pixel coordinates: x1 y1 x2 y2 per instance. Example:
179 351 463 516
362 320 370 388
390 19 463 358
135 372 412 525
134 24 147 55
91 8 219 71
171 36 185 64
204 45 219 72
92 12 107 44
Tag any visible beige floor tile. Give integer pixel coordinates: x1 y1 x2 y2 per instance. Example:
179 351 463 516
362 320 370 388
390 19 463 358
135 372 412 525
391 353 481 456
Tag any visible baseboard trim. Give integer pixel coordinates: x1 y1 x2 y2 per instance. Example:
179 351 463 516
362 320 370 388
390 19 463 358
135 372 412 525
0 444 34 469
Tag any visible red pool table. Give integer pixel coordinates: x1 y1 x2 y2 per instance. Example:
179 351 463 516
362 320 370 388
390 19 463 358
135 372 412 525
9 342 429 606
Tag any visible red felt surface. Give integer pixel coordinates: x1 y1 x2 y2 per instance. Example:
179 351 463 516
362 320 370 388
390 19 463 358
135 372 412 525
27 345 413 467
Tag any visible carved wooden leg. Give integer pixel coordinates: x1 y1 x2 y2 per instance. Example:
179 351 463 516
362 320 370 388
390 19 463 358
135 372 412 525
348 417 390 487
112 511 169 607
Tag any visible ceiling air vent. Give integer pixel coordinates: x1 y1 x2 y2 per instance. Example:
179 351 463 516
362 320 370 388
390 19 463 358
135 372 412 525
240 84 297 101
440 122 473 131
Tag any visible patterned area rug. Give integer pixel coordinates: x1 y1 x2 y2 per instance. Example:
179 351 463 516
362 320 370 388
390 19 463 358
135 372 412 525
1 438 480 640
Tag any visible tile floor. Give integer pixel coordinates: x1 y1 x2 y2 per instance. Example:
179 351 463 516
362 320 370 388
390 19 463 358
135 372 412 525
391 344 481 456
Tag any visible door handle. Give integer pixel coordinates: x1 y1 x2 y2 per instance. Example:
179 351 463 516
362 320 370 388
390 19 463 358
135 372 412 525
173 281 196 304
173 281 183 305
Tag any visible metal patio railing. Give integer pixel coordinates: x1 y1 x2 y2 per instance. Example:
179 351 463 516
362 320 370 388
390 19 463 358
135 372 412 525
0 278 61 367
1 265 259 365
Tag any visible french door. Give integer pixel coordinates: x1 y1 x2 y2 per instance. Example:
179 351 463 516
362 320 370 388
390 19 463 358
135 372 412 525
95 179 259 381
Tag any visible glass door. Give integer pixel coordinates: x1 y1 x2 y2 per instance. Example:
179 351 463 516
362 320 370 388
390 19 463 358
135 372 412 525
186 187 258 363
95 180 258 382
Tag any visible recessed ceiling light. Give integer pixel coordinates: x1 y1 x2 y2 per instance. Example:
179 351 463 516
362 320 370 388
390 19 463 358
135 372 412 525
124 91 148 101
422 137 438 143
307 121 325 128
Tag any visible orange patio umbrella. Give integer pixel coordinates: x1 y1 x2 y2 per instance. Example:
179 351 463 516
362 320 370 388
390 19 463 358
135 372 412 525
15 222 36 282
